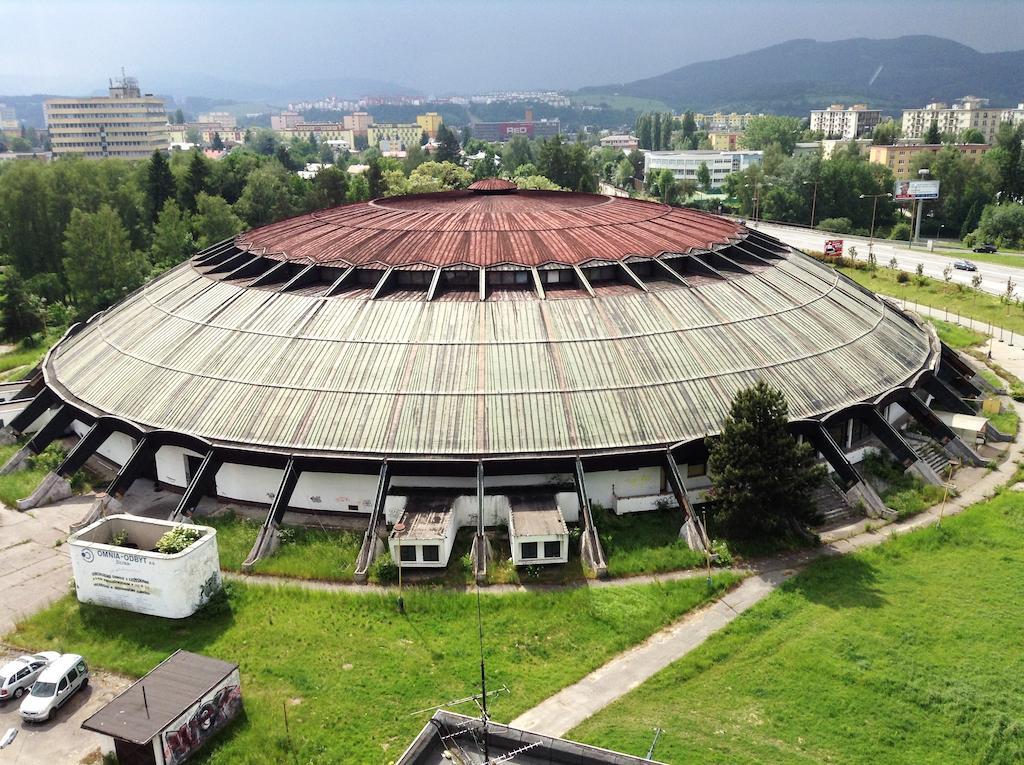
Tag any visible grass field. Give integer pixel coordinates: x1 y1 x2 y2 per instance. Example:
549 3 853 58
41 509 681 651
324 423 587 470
571 478 1024 764
200 512 363 581
570 93 670 111
925 317 986 349
594 506 706 577
839 266 1024 336
0 443 52 508
0 330 64 382
7 574 740 764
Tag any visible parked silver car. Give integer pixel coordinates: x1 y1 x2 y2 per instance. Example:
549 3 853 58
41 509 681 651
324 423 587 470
0 652 61 701
19 654 89 722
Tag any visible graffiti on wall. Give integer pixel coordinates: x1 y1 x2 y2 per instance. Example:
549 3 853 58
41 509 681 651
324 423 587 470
162 674 242 765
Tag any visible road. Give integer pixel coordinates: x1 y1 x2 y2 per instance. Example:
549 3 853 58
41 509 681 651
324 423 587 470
755 220 1024 299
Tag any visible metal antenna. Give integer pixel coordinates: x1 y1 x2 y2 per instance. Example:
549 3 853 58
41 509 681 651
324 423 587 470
646 727 663 760
407 685 509 717
476 583 489 762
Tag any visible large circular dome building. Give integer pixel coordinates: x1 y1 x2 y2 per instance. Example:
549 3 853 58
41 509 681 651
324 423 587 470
9 183 985 577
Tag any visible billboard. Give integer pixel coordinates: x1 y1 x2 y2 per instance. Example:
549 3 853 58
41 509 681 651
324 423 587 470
823 239 843 257
894 180 940 200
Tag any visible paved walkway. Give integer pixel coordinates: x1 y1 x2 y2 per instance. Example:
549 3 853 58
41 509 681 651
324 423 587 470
0 497 94 636
510 399 1024 737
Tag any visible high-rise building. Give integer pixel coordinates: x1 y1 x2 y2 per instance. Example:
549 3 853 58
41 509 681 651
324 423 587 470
868 142 991 180
416 112 442 140
271 111 304 130
809 104 882 140
0 103 18 136
343 112 375 133
901 97 1024 143
44 75 167 160
197 111 236 128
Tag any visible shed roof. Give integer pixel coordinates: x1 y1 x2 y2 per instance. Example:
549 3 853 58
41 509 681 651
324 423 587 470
391 496 455 540
509 495 568 537
81 650 237 745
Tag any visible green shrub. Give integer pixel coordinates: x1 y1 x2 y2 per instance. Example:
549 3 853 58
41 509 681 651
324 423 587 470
890 221 911 240
817 217 852 234
111 529 128 547
711 538 733 567
896 270 910 283
371 552 398 584
29 443 66 473
155 525 203 554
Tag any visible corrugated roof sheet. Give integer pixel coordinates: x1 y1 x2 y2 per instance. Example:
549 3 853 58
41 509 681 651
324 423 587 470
80 650 237 744
46 244 932 459
234 191 742 268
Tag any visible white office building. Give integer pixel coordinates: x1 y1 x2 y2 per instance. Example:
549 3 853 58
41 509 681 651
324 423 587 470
902 97 1024 144
809 104 882 140
644 150 762 190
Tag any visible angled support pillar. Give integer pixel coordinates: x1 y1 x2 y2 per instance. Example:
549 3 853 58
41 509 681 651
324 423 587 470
472 461 489 585
7 387 56 436
354 461 392 583
860 407 942 485
664 449 710 552
939 345 984 397
169 450 222 521
25 404 76 455
105 435 156 498
898 391 987 467
56 422 110 476
790 421 889 519
922 373 975 415
574 457 608 578
242 457 299 570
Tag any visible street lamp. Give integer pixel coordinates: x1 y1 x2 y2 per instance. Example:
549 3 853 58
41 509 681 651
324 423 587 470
803 179 820 227
744 180 772 224
859 192 892 259
913 167 930 244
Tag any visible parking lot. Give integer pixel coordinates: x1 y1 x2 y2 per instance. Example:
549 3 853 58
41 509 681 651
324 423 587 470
0 650 131 764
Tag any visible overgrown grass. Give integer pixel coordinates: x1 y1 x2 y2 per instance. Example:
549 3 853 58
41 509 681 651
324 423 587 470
571 483 1024 764
0 443 52 508
7 574 739 764
200 512 362 581
594 506 705 577
925 317 986 350
0 330 65 382
838 265 1024 335
861 452 946 519
988 406 1019 436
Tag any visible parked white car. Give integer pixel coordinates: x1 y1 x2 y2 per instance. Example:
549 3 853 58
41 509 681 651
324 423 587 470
0 652 61 702
19 654 89 722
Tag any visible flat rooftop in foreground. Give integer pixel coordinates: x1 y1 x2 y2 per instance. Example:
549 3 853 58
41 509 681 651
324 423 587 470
391 495 455 540
509 495 568 537
397 710 665 764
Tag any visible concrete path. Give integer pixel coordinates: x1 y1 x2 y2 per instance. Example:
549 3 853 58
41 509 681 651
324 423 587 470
510 400 1023 737
0 497 94 636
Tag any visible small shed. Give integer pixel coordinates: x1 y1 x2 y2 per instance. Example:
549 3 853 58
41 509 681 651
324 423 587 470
936 411 988 445
508 495 569 566
82 650 241 765
389 495 458 568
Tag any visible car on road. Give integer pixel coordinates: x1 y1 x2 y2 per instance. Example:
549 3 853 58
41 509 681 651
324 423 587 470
19 654 89 722
973 243 998 253
0 652 61 702
953 259 978 271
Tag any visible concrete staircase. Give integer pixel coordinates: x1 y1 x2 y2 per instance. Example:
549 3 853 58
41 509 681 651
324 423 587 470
812 478 860 526
904 432 952 476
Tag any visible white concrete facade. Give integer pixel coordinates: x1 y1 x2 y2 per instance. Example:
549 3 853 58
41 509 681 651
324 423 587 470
644 150 762 190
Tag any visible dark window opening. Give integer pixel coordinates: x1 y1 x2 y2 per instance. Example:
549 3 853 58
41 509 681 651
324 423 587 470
543 540 561 558
686 462 706 478
348 504 359 513
520 541 538 559
399 545 416 562
422 545 440 562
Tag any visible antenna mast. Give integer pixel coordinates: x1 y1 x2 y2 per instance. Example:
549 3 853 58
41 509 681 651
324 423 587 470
476 584 489 762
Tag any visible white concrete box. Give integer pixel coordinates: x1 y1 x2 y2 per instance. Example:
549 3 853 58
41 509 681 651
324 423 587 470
68 514 221 619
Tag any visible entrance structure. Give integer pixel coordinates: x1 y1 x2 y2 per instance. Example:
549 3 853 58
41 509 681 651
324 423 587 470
4 182 986 577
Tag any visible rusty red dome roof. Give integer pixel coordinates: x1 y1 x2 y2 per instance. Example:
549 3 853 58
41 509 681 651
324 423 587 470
235 190 743 269
467 177 518 193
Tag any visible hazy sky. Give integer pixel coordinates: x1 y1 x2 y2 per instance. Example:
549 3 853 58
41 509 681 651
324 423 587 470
2 0 1023 96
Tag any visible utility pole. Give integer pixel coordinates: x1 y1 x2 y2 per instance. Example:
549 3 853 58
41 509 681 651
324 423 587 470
860 192 892 260
803 179 819 227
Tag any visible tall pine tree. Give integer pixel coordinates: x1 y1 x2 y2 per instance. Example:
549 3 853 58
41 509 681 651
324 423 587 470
146 150 176 223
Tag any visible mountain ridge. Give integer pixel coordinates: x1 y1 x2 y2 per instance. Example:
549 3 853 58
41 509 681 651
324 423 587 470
578 35 1024 114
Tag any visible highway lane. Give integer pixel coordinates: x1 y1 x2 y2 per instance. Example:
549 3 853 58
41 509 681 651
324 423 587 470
754 220 1024 299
